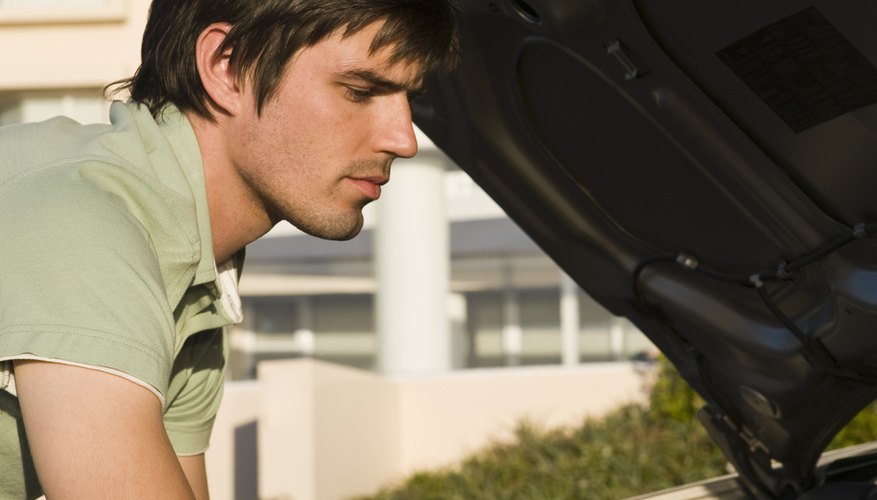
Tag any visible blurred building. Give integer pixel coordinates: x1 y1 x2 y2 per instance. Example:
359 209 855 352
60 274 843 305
234 169 654 378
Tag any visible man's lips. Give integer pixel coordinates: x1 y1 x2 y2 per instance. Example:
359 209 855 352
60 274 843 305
348 175 389 200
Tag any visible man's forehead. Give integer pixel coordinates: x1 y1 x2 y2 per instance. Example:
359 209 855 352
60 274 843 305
340 22 425 84
287 21 426 92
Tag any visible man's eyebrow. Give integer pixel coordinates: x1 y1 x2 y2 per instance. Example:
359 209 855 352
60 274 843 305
336 68 424 94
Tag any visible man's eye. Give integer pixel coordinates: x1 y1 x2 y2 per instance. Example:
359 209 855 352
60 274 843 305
345 86 374 103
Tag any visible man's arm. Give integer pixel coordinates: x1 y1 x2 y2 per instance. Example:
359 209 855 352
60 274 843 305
179 454 210 500
14 360 196 499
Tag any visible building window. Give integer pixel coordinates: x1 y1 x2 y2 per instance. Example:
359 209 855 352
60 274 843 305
0 91 109 126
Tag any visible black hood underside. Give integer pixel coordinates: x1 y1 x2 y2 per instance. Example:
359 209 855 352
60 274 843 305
415 0 877 497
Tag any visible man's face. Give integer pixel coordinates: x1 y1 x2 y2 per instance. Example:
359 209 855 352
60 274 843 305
226 22 421 240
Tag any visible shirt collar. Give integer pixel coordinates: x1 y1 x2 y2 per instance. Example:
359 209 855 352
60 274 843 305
145 102 217 286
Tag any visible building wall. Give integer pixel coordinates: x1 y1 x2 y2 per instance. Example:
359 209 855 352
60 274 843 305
0 0 146 92
206 358 652 500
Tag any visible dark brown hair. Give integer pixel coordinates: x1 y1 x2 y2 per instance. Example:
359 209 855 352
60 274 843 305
111 0 460 118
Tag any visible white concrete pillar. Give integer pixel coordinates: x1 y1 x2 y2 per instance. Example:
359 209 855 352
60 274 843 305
501 288 523 367
560 273 580 367
610 316 626 360
447 293 468 369
293 296 315 356
375 129 451 375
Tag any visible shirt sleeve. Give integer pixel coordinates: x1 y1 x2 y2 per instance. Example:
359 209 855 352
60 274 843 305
0 165 176 405
163 328 227 455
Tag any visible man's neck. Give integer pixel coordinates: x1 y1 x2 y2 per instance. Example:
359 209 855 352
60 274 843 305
187 112 274 263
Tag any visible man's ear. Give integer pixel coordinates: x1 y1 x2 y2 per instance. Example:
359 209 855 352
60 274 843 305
195 23 244 116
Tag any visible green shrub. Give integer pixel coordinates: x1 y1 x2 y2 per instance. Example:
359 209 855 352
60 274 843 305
358 357 877 500
829 401 877 450
648 356 703 424
358 404 727 500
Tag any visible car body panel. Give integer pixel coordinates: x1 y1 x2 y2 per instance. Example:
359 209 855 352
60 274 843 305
415 0 877 496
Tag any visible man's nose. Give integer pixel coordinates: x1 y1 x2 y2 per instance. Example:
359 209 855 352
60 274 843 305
376 94 418 159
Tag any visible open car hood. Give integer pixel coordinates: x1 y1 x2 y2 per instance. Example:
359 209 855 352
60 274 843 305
414 0 877 497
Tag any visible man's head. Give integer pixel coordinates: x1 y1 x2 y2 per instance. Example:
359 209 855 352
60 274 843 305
123 0 459 119
116 0 459 248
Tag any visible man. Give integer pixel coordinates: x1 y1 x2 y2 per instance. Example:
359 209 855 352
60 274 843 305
0 0 459 498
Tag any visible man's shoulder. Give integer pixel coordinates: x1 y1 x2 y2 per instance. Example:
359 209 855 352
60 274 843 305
0 104 199 240
0 149 180 245
0 102 212 305
0 101 195 194
0 116 118 180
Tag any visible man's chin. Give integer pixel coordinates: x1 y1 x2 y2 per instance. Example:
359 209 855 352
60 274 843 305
295 215 364 241
321 229 361 241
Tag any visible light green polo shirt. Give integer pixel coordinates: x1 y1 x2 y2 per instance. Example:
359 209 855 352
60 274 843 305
0 101 242 498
